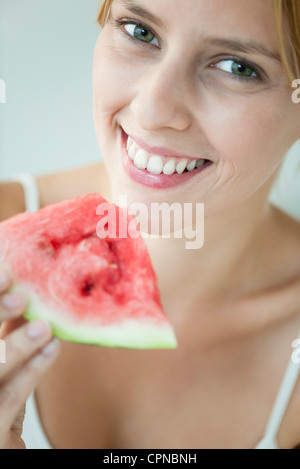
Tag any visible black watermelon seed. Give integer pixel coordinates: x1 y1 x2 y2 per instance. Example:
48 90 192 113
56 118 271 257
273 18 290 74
81 279 94 296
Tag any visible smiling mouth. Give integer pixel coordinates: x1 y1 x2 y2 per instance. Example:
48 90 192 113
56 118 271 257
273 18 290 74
120 129 213 189
124 132 211 176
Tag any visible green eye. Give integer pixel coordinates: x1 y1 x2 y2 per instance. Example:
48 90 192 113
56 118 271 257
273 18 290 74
231 62 255 77
124 23 159 46
215 60 257 78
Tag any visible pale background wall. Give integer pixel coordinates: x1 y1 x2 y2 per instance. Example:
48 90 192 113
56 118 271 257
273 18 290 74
0 0 101 178
270 143 300 220
0 0 299 220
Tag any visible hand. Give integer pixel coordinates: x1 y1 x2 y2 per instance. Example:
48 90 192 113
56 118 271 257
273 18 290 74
0 268 60 449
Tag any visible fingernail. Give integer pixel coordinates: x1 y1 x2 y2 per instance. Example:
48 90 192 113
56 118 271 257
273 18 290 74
41 338 60 357
2 292 24 310
26 320 51 340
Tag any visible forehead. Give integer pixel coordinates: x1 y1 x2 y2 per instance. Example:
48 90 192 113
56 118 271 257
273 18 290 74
113 0 279 50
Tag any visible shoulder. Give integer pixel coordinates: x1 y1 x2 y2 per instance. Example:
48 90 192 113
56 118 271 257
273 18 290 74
37 162 110 208
0 162 110 221
284 358 300 449
233 206 300 334
0 181 26 221
274 210 300 448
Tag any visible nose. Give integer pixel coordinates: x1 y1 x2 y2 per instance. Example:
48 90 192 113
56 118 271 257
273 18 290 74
130 59 192 132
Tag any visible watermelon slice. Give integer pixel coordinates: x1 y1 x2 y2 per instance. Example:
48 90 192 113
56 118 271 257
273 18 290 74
0 193 177 349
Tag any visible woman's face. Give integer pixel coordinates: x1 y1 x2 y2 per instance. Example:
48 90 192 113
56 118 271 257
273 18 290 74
93 0 300 217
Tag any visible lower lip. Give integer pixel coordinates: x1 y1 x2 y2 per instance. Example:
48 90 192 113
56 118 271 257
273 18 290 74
120 131 213 189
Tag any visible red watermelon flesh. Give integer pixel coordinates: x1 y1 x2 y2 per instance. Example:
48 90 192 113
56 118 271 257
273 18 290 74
0 193 177 349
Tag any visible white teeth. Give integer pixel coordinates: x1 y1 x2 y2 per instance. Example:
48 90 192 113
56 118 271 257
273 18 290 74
128 142 137 161
163 159 176 175
127 136 133 152
187 159 197 172
176 159 188 175
126 136 208 175
196 160 206 168
147 156 164 175
134 149 148 170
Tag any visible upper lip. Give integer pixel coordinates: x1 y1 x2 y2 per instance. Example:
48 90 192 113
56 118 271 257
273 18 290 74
123 128 210 161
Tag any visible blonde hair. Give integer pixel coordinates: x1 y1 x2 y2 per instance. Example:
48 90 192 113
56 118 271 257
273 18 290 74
97 0 300 83
272 0 300 82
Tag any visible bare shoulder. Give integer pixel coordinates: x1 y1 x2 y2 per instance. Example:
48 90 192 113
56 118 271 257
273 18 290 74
253 206 300 449
0 181 26 221
36 161 110 208
271 209 300 448
0 162 110 221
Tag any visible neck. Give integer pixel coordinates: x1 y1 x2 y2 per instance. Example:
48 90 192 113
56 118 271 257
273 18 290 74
142 179 276 318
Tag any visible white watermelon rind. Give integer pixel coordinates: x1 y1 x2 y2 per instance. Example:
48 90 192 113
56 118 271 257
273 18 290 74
11 283 177 350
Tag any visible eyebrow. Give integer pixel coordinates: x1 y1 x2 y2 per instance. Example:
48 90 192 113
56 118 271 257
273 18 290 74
116 0 281 62
205 37 281 62
117 0 163 28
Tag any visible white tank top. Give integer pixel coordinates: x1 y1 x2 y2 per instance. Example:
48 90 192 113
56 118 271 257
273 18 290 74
13 172 300 449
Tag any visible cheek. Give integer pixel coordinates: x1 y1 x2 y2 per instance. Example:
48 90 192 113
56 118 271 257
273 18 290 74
200 92 295 189
92 33 135 122
92 35 126 162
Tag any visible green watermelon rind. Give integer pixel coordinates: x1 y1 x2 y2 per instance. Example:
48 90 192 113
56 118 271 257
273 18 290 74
10 284 177 350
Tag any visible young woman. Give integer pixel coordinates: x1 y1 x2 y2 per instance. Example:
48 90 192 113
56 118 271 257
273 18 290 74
0 0 300 449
